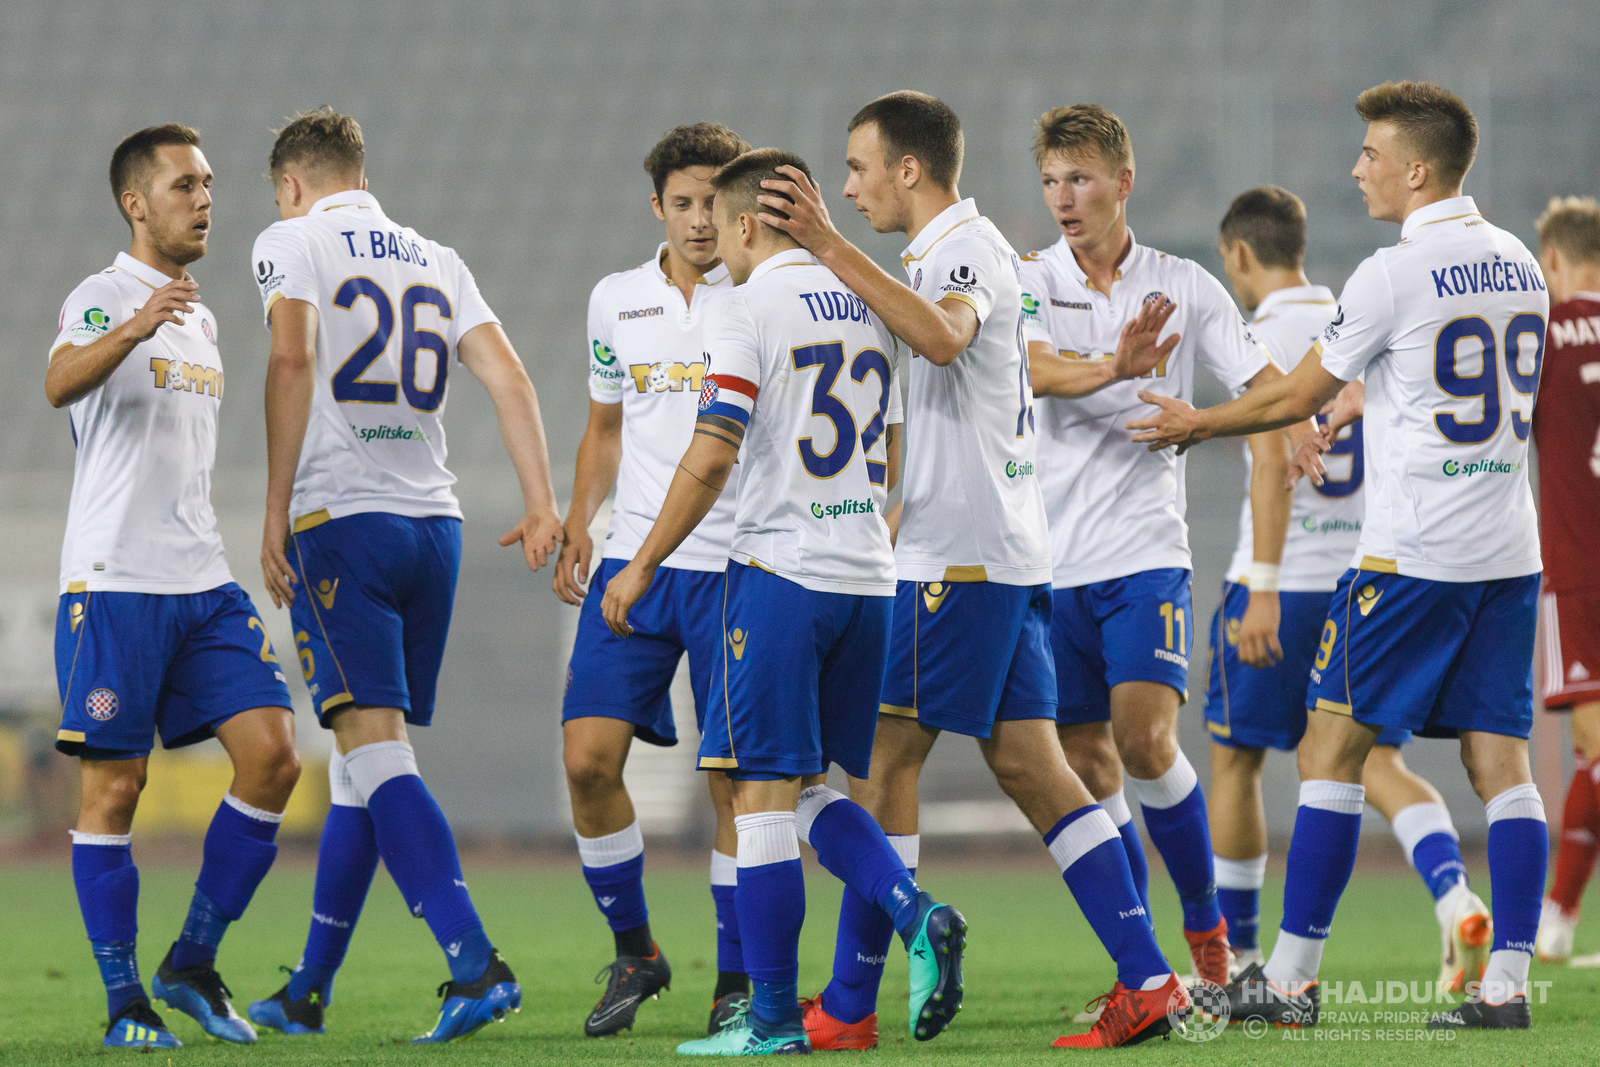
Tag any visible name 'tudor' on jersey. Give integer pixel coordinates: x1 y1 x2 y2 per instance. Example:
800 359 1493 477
252 190 500 523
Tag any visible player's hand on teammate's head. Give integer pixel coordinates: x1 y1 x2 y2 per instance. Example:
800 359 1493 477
551 523 593 605
1110 297 1180 381
758 165 838 254
130 277 200 341
260 510 297 608
500 509 564 573
600 561 654 637
1127 392 1203 453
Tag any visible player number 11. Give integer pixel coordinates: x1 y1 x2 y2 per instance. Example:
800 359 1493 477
1159 601 1186 652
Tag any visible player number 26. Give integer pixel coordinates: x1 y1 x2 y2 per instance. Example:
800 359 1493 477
330 277 454 412
1433 313 1544 446
792 341 893 485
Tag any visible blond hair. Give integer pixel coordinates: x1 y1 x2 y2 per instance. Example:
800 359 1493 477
1536 196 1600 265
1032 104 1133 175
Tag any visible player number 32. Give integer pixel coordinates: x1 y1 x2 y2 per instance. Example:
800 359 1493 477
791 341 892 485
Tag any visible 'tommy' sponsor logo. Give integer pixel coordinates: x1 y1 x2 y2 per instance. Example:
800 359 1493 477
1441 458 1521 478
810 498 876 519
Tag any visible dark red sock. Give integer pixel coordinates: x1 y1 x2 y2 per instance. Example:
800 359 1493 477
1549 760 1600 914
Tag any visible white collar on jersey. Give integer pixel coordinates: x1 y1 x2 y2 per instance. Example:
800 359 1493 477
1252 283 1336 321
901 198 980 266
744 247 817 284
1050 229 1142 293
310 189 384 216
1400 195 1480 241
111 251 184 291
647 241 729 287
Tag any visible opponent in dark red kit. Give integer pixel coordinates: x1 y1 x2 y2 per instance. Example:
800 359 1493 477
1532 196 1600 966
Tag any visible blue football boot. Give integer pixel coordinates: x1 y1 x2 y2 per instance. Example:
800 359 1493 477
676 1001 809 1055
412 948 521 1043
103 998 183 1050
248 970 326 1035
151 946 257 1043
903 892 967 1041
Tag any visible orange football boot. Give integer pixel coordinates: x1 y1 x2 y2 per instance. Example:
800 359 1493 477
801 994 878 1051
1053 973 1188 1048
1184 917 1231 988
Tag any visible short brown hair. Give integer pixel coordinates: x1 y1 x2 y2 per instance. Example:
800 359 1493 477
643 123 750 200
1537 196 1600 266
848 92 963 190
712 148 813 235
1220 186 1307 270
1033 104 1133 175
269 107 364 181
1354 81 1477 190
110 124 201 225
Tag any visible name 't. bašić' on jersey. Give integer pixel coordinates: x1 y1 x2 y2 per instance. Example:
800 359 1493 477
251 190 500 522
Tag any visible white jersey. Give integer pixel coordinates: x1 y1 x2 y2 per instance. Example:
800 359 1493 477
1317 195 1544 582
1019 233 1272 587
896 199 1052 586
251 190 499 524
51 253 233 595
1225 285 1363 592
588 244 735 571
701 249 903 596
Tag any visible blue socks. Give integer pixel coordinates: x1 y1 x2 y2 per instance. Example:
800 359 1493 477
72 832 143 1017
1214 854 1267 952
576 820 652 958
821 834 918 1024
735 812 806 1034
1101 791 1152 924
1130 754 1221 933
289 801 379 1004
1264 780 1364 987
799 787 921 939
1481 784 1548 999
710 850 747 997
1390 801 1467 901
170 795 283 971
1046 805 1170 989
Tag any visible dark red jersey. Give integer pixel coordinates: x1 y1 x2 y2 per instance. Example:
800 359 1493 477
1533 294 1600 593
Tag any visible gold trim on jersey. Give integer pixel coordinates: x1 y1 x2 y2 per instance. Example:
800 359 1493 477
320 692 355 713
1419 213 1482 228
1083 269 1123 294
937 292 979 314
1358 556 1399 574
67 581 89 593
1315 697 1353 715
294 510 333 533
940 565 988 583
49 341 77 362
264 290 285 319
745 557 776 574
57 729 87 743
1206 720 1231 739
879 703 918 719
901 214 979 266
110 266 157 292
699 756 739 769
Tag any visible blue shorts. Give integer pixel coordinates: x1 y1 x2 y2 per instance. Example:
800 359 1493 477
1205 581 1410 751
1308 567 1540 740
288 511 461 727
879 580 1056 738
562 558 723 746
697 562 891 781
55 582 292 758
1052 568 1193 725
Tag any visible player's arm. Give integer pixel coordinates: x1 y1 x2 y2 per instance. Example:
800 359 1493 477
261 297 318 608
884 422 904 545
756 166 975 365
552 400 623 605
1236 429 1292 668
1026 298 1179 398
45 278 199 408
457 322 564 573
1127 348 1337 452
601 411 742 636
1288 378 1364 487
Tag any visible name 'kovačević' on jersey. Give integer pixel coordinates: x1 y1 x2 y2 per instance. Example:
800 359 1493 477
1316 196 1546 582
52 252 233 595
588 244 735 571
251 190 500 522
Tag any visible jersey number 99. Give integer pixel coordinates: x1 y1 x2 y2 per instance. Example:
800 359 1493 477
1434 313 1544 445
331 278 454 412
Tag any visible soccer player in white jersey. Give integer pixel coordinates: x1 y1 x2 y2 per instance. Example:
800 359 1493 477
552 122 756 1038
1016 104 1284 990
1207 186 1492 989
758 94 1189 1049
1132 81 1550 1031
602 148 970 1056
47 124 298 1050
245 109 564 1043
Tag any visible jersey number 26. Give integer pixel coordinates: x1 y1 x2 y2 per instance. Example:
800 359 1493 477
330 277 453 412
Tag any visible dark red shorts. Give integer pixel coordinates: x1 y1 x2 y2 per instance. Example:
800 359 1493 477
1541 590 1600 709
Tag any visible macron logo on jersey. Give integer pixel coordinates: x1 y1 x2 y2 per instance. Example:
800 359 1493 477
618 306 664 321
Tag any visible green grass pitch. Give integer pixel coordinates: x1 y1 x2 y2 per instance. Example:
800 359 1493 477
2 854 1596 1064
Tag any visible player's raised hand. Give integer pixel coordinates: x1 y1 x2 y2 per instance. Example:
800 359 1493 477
758 165 841 256
551 519 593 605
1127 391 1205 452
1236 590 1284 668
500 508 564 573
260 509 297 608
600 560 655 637
1110 297 1180 381
129 277 199 341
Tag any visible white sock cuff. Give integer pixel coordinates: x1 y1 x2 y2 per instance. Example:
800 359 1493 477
1214 852 1268 890
1046 808 1120 873
1299 779 1365 815
224 791 285 824
1099 789 1133 826
1390 802 1457 855
709 849 737 887
794 784 846 845
576 820 645 868
735 811 801 868
889 833 920 869
69 830 131 847
1129 752 1198 810
343 740 419 804
1486 783 1546 824
328 746 364 808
